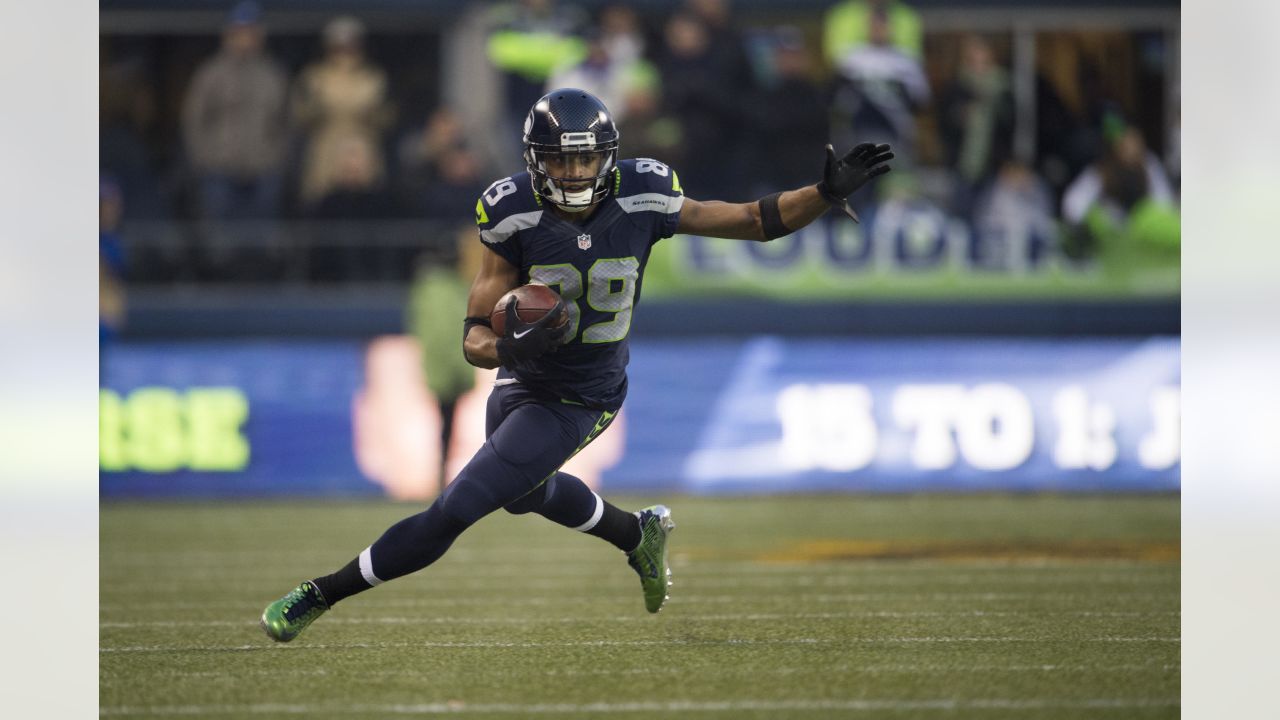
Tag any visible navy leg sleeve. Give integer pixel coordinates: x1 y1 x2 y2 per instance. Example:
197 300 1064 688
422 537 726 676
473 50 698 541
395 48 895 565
505 471 599 529
366 500 467 582
366 388 597 582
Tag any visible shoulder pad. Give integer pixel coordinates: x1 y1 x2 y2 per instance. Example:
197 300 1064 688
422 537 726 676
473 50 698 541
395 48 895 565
614 159 684 216
476 172 543 245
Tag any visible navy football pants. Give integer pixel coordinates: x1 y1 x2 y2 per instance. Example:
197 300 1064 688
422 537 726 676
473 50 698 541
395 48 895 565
362 383 616 584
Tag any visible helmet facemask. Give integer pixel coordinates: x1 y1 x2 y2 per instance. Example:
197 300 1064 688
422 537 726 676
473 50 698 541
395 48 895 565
525 134 619 212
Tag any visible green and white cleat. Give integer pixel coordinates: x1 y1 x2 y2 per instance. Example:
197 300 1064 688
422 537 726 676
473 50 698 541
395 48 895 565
260 581 329 643
626 505 675 613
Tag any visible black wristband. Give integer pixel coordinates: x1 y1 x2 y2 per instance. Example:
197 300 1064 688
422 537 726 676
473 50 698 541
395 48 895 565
463 316 492 365
463 315 491 343
757 191 790 241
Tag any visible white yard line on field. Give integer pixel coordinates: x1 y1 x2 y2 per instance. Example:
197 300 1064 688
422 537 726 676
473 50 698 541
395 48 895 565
100 636 1179 654
99 698 1180 715
100 570 1180 589
99 609 1180 629
98 591 1182 613
101 662 1180 683
101 550 1180 574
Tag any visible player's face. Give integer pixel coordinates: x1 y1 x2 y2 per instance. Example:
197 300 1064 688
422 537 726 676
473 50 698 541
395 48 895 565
543 152 605 190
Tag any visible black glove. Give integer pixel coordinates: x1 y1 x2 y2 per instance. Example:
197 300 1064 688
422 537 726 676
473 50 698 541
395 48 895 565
494 297 569 370
817 142 894 223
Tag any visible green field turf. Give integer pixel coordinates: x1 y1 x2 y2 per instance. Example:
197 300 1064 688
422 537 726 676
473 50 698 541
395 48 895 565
100 494 1179 719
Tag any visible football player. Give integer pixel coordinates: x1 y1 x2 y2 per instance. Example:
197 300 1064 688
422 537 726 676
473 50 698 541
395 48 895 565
261 88 892 641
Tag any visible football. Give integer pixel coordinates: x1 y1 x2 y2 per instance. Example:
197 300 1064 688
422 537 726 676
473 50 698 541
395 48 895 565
490 283 569 336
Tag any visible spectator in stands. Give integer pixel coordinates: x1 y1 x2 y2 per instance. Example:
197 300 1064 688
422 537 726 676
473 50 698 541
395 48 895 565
615 66 682 167
683 0 756 198
100 56 166 219
1166 92 1180 194
100 177 127 383
292 16 396 209
546 29 633 124
750 27 829 195
181 1 288 221
420 147 486 222
597 4 644 66
824 0 923 62
1032 70 1079 197
310 136 400 282
938 35 1015 220
396 107 467 215
827 8 930 169
552 7 665 158
1038 61 1118 201
971 161 1056 270
485 0 587 142
1061 123 1178 261
659 12 746 200
684 0 755 92
405 231 486 491
1062 123 1175 225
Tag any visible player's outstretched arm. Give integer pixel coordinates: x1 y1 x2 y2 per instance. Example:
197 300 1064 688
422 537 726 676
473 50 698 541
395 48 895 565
676 143 892 241
462 247 520 369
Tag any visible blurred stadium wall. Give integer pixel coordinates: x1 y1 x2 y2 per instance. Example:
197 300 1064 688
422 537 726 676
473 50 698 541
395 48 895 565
99 0 1179 499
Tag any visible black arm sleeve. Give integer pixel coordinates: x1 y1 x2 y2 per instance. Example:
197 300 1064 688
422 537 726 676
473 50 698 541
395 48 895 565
757 191 791 241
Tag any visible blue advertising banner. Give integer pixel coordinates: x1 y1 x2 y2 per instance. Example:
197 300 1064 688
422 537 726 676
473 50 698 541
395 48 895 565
100 342 374 498
615 337 1180 493
100 337 1179 497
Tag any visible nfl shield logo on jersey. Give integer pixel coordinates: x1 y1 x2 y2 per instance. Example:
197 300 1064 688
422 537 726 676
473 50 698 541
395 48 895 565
577 233 592 250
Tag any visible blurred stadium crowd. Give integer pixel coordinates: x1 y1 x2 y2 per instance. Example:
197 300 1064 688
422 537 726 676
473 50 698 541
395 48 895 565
99 0 1180 287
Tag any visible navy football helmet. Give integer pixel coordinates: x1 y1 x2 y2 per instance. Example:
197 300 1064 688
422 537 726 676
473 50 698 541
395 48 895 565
522 88 620 211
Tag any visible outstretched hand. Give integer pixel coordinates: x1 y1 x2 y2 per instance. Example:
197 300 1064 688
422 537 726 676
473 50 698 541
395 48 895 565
817 143 894 223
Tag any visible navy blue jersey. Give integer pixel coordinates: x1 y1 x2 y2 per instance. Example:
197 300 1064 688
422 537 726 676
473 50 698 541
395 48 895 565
475 158 685 411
